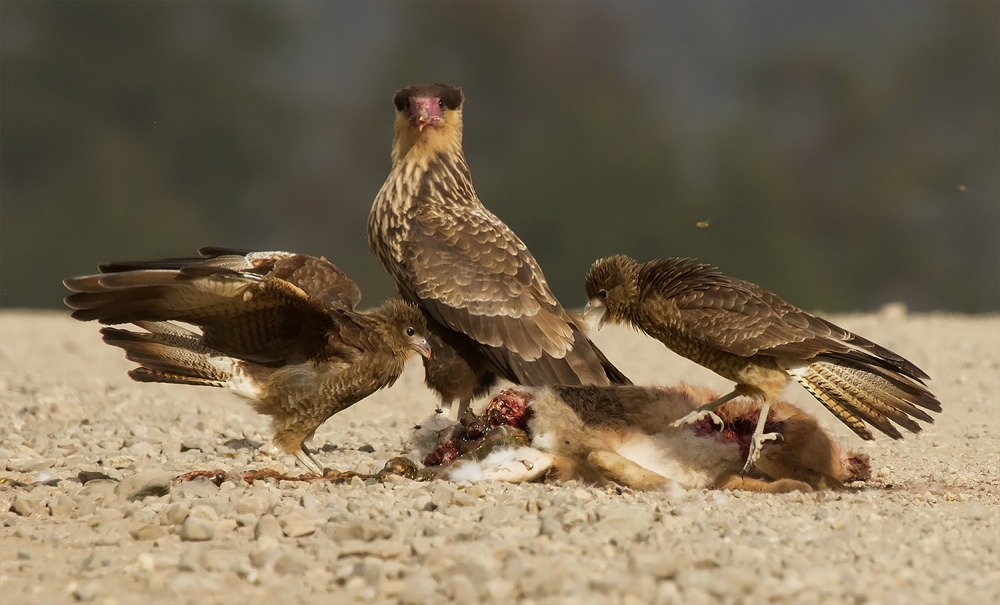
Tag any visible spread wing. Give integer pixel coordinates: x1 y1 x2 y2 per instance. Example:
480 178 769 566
99 248 362 312
64 251 365 365
402 208 614 386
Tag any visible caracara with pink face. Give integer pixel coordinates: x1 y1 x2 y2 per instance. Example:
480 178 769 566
368 83 629 418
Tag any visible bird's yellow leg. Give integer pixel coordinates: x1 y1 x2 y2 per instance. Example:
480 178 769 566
453 398 472 421
295 446 324 476
670 389 739 429
436 398 472 421
741 401 782 472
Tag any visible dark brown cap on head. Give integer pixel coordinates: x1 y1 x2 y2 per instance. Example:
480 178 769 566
392 83 464 111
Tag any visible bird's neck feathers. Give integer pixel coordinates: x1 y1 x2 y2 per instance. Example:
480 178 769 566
639 258 725 300
623 298 648 335
391 109 465 166
608 264 643 327
367 319 403 353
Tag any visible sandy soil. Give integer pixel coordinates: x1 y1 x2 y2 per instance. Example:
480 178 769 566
1 309 998 605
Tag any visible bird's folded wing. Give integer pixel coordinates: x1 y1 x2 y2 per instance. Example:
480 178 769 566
404 212 576 362
674 283 929 380
672 283 855 359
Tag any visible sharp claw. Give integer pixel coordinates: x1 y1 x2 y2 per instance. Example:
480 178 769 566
708 412 724 431
742 432 782 473
671 410 726 430
295 447 324 476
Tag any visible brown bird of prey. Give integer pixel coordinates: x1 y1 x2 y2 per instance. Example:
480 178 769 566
368 83 629 418
64 248 431 474
584 255 941 471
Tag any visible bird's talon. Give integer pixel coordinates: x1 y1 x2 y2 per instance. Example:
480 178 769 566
671 410 726 430
708 411 725 431
758 431 781 444
742 432 782 473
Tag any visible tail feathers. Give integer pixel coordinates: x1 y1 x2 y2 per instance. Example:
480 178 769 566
792 358 941 441
66 284 186 324
857 362 942 414
131 321 203 345
127 367 229 388
100 326 235 389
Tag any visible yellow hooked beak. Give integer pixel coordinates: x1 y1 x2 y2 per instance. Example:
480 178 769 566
584 300 608 331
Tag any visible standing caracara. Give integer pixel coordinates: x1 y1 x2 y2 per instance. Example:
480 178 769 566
64 248 432 474
584 255 941 471
368 83 629 417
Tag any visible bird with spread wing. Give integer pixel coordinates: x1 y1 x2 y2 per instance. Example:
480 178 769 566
584 255 942 471
368 83 629 418
64 248 431 474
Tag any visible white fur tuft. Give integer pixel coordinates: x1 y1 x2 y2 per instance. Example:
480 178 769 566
406 413 460 464
614 432 735 490
531 431 557 450
447 460 487 483
447 447 554 484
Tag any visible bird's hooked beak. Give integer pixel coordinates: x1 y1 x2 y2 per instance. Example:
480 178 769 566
408 97 443 132
411 337 432 359
584 300 608 331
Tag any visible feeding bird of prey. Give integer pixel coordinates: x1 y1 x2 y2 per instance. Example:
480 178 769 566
63 248 431 475
584 254 941 471
368 83 629 418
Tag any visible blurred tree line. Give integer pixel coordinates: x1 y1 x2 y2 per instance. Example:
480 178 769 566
2 1 997 313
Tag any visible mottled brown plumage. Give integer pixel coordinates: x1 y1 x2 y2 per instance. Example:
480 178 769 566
368 83 629 416
584 255 941 469
420 326 498 416
64 248 431 474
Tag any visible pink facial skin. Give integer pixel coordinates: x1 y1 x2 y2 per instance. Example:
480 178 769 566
408 97 444 131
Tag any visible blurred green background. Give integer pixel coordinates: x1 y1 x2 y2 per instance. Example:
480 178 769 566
2 1 997 313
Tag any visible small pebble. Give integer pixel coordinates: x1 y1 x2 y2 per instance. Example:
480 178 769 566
73 582 101 603
130 524 168 541
10 496 37 517
279 514 316 538
254 514 283 541
179 516 215 541
116 469 173 501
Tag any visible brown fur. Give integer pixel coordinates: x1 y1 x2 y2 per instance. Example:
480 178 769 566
523 384 869 493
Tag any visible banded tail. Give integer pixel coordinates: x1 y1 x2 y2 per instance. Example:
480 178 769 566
789 356 942 441
100 322 261 397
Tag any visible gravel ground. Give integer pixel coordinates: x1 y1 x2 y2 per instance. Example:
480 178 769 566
1 308 998 605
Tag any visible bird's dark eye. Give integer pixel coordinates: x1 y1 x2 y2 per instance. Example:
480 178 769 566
598 289 608 301
406 327 415 336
